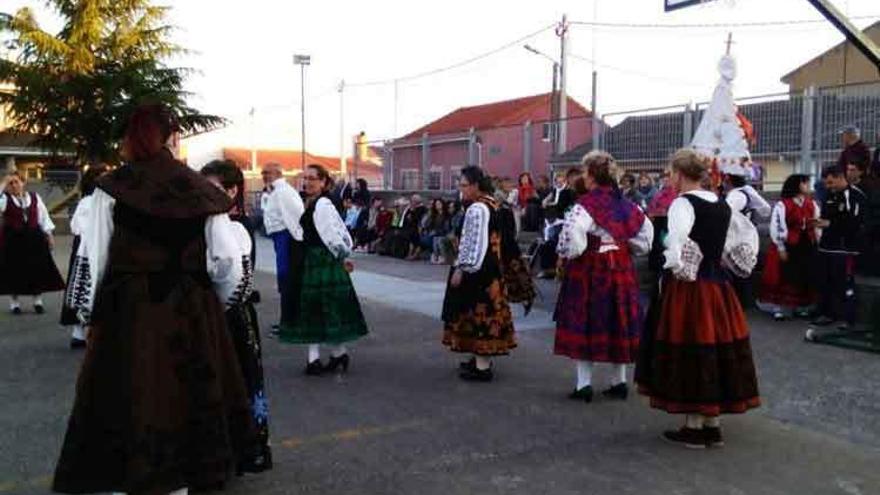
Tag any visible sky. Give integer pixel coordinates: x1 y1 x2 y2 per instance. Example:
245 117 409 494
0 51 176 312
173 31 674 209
3 0 880 158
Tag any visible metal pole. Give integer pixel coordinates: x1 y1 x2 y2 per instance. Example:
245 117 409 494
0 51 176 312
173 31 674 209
805 0 880 70
249 107 257 171
339 80 347 181
551 62 559 154
300 64 306 173
557 14 569 155
591 70 598 151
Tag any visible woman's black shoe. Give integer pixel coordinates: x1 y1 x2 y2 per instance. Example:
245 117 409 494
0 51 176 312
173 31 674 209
459 357 476 371
69 338 86 350
11 307 21 315
304 359 324 376
459 366 494 382
569 386 593 402
326 354 350 373
601 383 628 400
34 304 45 314
237 447 273 475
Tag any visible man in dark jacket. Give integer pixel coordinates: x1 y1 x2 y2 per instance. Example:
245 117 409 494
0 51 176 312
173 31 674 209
813 166 866 329
837 125 871 172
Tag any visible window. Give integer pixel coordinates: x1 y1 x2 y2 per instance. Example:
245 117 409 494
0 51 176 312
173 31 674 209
542 122 558 142
426 169 442 191
449 167 462 191
400 169 419 190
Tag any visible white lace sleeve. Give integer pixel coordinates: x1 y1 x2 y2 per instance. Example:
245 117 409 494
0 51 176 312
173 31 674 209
315 197 353 259
205 214 249 307
35 193 55 234
456 202 490 273
628 216 655 256
70 195 94 236
73 189 115 322
557 204 592 259
747 186 772 219
663 196 695 272
279 185 306 241
769 202 787 251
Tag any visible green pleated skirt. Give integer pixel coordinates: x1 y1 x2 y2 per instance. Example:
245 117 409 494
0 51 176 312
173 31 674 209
279 246 368 344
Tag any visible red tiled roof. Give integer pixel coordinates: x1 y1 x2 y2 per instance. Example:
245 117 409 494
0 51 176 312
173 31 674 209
405 92 591 138
222 148 382 180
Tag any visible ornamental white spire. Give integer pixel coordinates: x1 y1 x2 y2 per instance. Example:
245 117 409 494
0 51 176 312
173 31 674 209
690 34 751 176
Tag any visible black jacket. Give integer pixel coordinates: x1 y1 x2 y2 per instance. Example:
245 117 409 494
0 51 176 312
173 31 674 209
819 185 866 254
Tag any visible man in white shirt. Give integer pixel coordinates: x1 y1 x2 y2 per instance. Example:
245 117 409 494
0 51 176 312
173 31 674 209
261 162 305 328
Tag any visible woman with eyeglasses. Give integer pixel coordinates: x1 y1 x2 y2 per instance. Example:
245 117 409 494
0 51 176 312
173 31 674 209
441 165 516 382
279 164 368 375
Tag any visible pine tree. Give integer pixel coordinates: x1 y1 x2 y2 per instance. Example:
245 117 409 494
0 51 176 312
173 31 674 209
0 1 224 167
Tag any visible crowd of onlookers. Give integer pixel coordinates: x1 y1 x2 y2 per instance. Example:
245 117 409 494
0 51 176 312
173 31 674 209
329 169 671 272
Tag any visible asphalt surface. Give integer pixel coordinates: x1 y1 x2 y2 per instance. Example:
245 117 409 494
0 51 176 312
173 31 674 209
0 236 878 495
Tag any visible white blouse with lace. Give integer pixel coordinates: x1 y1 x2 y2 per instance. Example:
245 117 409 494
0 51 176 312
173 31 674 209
68 189 249 322
556 203 654 260
314 197 353 260
663 190 759 275
455 202 490 273
0 192 55 234
768 197 821 252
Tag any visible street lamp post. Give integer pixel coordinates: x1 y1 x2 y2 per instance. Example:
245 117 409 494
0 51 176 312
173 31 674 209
524 44 560 154
293 54 311 173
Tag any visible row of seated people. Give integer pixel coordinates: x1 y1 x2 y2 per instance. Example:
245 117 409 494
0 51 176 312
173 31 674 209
342 194 465 264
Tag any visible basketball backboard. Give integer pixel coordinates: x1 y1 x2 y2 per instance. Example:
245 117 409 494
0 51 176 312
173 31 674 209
664 0 716 12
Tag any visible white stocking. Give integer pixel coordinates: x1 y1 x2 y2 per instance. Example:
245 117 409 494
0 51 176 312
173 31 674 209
71 325 86 341
575 360 593 389
613 363 628 385
33 295 44 306
685 414 705 429
307 344 320 363
9 296 19 310
703 416 721 428
475 356 492 370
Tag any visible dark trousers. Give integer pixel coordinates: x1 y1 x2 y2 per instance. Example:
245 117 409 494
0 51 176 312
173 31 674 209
539 224 562 271
816 251 857 325
271 230 295 324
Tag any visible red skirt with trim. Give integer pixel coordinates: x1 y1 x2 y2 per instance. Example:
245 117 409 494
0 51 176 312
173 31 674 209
553 248 642 363
635 275 760 416
758 243 816 309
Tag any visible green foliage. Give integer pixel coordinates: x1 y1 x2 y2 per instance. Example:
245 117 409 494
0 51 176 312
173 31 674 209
0 1 224 166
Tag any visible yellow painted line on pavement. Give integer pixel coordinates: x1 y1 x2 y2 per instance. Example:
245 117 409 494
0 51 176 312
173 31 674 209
0 420 429 493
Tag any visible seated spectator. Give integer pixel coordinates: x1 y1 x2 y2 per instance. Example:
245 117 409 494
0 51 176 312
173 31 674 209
355 197 383 252
435 201 463 264
343 197 362 232
378 195 426 259
536 168 581 278
408 198 449 262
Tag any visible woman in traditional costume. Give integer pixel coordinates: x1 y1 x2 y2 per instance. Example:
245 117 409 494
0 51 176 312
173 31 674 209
554 152 653 402
201 159 273 472
60 166 108 348
279 164 368 375
0 170 65 314
442 166 517 382
757 174 819 321
636 148 760 449
53 104 258 494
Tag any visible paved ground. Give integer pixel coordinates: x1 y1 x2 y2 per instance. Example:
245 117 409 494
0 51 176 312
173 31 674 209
0 235 879 494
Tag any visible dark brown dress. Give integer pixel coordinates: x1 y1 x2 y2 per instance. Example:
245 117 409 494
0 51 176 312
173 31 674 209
53 151 257 494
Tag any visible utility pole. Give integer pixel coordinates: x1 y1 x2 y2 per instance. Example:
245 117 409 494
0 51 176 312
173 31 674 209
294 54 311 173
339 79 347 181
556 14 569 156
249 107 257 171
591 0 599 151
393 79 400 137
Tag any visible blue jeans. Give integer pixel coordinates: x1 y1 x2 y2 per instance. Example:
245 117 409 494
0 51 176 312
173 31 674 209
271 231 295 324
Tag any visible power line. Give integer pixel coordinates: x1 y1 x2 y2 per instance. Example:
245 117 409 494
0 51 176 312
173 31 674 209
348 23 556 88
568 52 707 88
569 14 880 30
